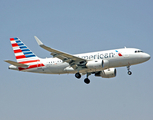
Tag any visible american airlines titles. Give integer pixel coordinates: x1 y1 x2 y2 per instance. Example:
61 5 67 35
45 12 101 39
79 52 115 60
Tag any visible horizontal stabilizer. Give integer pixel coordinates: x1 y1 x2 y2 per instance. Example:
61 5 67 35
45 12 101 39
4 60 29 68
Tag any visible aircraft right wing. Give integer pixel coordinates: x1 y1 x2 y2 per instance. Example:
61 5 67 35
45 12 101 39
34 36 87 69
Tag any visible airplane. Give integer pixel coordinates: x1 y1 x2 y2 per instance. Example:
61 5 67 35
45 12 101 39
5 37 150 84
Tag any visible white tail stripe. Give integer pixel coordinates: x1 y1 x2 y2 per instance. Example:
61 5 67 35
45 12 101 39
15 52 24 56
11 41 16 44
13 47 20 50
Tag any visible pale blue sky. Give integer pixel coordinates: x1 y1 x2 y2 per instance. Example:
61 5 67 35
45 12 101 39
1 0 153 120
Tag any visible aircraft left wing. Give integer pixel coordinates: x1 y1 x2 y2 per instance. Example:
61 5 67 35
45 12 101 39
34 36 87 69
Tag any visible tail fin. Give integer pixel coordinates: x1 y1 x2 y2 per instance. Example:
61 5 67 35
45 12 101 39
10 37 40 63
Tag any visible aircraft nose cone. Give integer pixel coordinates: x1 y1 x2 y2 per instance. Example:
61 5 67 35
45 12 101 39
144 53 151 61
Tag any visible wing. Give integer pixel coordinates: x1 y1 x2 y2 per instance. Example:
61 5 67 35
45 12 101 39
34 36 87 69
4 60 29 68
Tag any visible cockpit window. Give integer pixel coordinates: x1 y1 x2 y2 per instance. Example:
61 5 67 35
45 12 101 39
135 50 143 53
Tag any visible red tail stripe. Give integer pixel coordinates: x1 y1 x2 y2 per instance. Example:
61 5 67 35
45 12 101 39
19 60 40 64
10 38 15 41
14 49 22 53
19 63 45 71
12 43 18 47
16 55 26 59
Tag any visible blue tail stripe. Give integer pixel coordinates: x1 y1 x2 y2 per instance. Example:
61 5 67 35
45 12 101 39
17 43 24 46
22 49 30 52
16 40 21 43
20 46 27 49
25 55 36 58
23 52 33 55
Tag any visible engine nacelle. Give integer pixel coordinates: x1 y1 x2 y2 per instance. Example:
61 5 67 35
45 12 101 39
95 68 116 78
102 59 109 69
86 59 109 69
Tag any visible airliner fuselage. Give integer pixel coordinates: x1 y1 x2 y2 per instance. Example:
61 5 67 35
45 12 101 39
5 37 150 84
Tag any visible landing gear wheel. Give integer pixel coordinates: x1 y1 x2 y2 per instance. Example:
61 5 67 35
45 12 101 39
128 71 132 75
127 66 132 75
75 72 81 79
84 78 90 84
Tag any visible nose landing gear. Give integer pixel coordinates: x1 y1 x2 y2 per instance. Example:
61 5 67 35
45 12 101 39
127 66 132 75
128 71 132 75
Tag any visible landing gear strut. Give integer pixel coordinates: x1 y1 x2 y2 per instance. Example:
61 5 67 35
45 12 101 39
127 66 132 75
75 72 81 79
84 73 91 84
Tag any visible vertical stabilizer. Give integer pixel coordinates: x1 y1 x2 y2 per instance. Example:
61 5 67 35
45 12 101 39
9 38 43 68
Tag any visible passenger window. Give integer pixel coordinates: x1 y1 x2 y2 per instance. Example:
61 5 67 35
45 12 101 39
138 50 143 53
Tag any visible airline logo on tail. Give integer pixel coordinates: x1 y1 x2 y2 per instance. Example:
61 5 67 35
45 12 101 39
10 38 37 60
9 37 44 70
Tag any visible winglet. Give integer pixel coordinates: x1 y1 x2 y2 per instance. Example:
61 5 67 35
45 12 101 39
34 36 43 46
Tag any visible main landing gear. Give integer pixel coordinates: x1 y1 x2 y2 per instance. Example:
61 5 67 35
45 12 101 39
84 73 91 84
75 72 81 79
127 66 132 75
75 72 91 84
84 78 90 84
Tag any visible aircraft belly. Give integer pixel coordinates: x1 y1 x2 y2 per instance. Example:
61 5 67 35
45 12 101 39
79 68 103 73
46 63 69 74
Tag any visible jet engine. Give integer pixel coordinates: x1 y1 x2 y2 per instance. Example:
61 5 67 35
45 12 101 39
95 68 116 78
86 59 109 69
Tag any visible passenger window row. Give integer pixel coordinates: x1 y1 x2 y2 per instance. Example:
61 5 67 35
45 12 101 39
135 50 143 53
